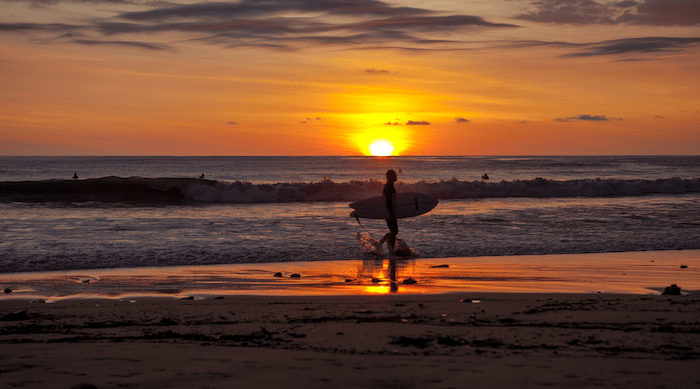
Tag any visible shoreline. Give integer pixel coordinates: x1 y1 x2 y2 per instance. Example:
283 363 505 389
2 250 698 301
1 292 698 388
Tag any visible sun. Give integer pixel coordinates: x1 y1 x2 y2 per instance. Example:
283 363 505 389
368 139 395 156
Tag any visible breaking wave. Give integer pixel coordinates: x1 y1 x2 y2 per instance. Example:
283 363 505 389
1 176 698 205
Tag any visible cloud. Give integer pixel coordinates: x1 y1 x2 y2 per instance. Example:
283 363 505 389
470 36 700 58
384 121 401 125
614 1 640 7
515 0 700 26
622 0 700 25
299 117 321 124
562 37 700 57
455 117 470 123
0 22 80 32
3 0 697 58
98 0 519 50
118 0 433 20
0 22 169 50
0 0 522 53
366 68 389 73
579 115 610 121
1 0 133 6
0 23 38 32
515 0 618 25
555 114 613 122
406 120 430 125
71 39 168 50
227 121 236 125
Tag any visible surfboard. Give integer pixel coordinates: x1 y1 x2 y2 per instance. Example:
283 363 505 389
349 192 438 220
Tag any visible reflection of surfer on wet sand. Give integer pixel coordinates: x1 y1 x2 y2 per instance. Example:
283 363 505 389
356 257 400 292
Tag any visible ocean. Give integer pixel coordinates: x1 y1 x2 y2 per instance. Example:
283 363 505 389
1 156 699 274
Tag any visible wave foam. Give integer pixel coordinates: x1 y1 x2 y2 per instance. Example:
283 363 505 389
187 176 700 203
2 176 698 205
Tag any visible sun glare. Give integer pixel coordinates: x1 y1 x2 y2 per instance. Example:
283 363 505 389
369 139 395 156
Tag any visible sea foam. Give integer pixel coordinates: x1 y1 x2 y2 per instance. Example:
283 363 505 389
2 176 698 205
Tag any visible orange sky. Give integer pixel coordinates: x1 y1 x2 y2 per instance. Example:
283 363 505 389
1 0 699 156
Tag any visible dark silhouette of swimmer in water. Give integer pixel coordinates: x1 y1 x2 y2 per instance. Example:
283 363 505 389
73 173 78 180
380 169 398 255
482 173 489 181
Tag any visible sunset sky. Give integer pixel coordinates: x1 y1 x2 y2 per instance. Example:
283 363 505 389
1 0 699 156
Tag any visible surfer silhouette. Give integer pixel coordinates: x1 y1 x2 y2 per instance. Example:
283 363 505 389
380 169 398 255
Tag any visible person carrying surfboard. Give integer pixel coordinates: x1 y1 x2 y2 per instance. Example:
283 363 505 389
380 169 399 255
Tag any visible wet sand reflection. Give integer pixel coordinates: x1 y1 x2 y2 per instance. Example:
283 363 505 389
1 250 698 301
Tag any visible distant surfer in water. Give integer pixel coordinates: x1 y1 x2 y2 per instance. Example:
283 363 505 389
380 169 398 255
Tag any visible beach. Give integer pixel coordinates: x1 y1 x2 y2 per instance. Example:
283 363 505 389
1 156 699 387
1 293 699 388
2 251 699 388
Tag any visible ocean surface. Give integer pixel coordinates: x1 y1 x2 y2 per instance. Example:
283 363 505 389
1 156 699 274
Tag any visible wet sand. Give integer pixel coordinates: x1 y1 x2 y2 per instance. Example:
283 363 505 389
1 251 699 388
2 250 699 300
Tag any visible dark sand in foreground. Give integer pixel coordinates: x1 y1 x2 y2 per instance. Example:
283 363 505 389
2 293 699 389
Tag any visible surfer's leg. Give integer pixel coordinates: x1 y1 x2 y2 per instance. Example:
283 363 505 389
380 232 391 243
